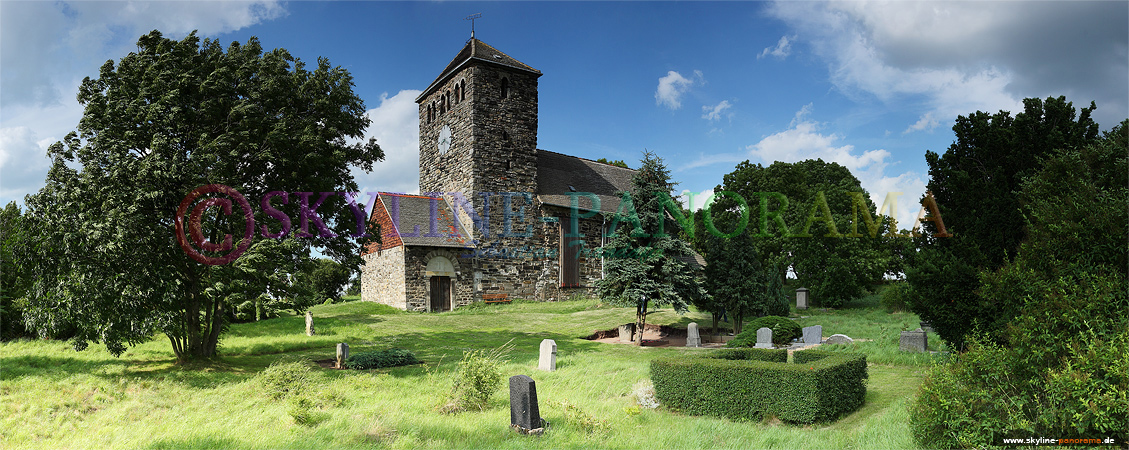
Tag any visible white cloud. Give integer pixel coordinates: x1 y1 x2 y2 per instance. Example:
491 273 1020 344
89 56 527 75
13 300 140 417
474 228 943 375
654 70 702 110
765 1 1127 131
903 112 939 134
758 35 794 60
679 189 715 211
745 104 926 228
701 100 733 122
350 90 422 197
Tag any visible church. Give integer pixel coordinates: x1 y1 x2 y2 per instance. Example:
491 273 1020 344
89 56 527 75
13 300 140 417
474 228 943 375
360 38 638 311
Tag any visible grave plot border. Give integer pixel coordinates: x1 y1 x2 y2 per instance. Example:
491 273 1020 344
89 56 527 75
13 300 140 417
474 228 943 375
650 349 867 424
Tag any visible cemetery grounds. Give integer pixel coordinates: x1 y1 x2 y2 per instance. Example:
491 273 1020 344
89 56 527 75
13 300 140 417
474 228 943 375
0 290 948 449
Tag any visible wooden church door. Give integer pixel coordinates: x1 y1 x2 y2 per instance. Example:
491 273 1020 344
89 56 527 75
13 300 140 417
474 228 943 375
430 276 451 311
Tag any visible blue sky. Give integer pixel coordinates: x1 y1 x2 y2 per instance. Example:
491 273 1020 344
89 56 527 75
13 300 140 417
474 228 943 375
2 1 1127 229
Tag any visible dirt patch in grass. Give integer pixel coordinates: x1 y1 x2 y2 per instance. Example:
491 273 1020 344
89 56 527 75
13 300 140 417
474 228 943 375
584 323 732 348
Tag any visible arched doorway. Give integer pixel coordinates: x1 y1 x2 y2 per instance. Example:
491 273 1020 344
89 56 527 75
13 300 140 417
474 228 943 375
425 256 456 311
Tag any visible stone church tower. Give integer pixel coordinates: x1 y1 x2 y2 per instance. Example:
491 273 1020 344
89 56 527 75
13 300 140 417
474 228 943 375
416 38 542 246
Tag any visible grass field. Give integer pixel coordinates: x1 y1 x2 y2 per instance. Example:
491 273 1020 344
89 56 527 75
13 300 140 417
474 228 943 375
1 292 942 449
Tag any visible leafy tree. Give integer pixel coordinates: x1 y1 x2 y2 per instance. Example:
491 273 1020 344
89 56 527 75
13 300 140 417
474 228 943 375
21 31 383 361
693 207 788 335
302 257 351 303
1 202 32 340
716 159 891 308
596 158 630 169
911 121 1127 448
597 151 705 345
906 96 1099 349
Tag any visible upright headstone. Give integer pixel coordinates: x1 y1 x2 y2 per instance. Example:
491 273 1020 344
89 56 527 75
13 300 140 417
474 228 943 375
686 322 701 348
305 311 315 336
802 325 822 345
899 330 927 352
618 323 635 343
825 334 854 345
754 327 773 348
509 375 543 434
538 339 557 371
336 343 349 368
796 287 810 310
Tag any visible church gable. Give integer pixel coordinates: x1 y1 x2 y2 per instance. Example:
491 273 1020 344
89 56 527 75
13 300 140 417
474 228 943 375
363 193 473 256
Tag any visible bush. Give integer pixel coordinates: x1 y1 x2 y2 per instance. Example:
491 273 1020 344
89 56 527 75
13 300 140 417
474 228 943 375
441 341 512 413
880 281 913 313
345 349 422 370
651 349 867 423
727 316 801 346
256 359 316 400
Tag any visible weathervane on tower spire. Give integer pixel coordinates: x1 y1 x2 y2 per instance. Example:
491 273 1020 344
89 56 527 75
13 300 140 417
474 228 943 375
465 13 482 40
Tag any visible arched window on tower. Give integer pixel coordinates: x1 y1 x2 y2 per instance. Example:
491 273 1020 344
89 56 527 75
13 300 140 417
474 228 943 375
500 77 509 99
459 81 466 101
427 105 433 124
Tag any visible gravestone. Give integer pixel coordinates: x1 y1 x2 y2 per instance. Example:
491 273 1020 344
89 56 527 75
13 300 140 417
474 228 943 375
336 343 349 369
754 327 773 348
686 322 701 347
538 339 557 371
825 334 854 345
509 375 543 435
618 323 635 343
796 287 810 310
900 330 927 352
802 325 822 345
919 321 935 333
305 311 315 336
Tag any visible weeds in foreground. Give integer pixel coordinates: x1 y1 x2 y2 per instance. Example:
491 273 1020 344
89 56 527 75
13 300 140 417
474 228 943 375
439 339 514 414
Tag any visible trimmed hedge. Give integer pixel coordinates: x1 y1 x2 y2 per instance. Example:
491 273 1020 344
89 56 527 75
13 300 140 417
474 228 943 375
345 348 421 370
728 316 802 347
651 349 867 423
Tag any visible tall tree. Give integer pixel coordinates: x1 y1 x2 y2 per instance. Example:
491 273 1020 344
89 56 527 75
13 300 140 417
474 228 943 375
21 31 383 361
906 96 1099 349
597 151 705 345
1 202 32 340
691 205 788 335
717 159 891 307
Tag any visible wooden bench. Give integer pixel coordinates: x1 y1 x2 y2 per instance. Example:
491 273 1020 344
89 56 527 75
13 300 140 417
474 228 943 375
483 293 511 304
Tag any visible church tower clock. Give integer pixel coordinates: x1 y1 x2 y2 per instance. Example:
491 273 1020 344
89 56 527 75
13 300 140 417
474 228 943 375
416 38 542 245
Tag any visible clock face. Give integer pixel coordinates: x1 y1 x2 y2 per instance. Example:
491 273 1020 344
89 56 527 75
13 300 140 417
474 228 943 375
438 125 452 155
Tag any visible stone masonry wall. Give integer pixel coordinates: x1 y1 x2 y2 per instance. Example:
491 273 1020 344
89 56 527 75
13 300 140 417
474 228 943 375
361 246 406 309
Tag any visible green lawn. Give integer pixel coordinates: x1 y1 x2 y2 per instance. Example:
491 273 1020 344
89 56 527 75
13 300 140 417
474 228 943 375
1 293 940 449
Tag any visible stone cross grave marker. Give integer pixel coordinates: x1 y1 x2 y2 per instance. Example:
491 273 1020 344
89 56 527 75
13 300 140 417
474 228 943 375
509 375 543 435
305 311 315 336
802 325 822 345
899 330 927 352
336 343 349 369
686 322 701 347
754 327 773 348
538 339 557 372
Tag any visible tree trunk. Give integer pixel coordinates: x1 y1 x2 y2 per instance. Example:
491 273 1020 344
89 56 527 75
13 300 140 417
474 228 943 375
733 311 745 335
711 312 720 337
635 300 649 346
169 269 223 363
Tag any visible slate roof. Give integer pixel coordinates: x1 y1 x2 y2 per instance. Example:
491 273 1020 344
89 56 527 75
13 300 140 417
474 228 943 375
417 38 542 102
376 193 473 249
536 150 637 214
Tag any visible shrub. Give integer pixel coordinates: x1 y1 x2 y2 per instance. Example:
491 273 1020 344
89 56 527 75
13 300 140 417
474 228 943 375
256 359 316 400
441 341 512 413
727 316 801 346
651 349 867 423
345 349 421 370
880 281 913 313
